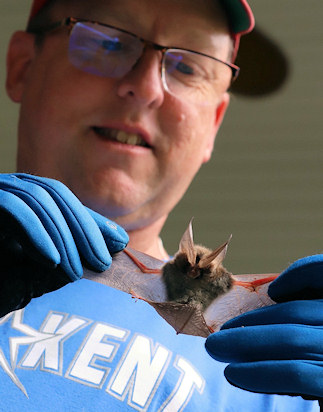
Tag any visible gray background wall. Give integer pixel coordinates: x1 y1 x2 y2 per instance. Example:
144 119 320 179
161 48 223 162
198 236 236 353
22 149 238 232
1 1 322 274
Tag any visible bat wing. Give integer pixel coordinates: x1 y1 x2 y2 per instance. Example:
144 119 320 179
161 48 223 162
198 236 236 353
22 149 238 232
84 247 167 301
147 301 211 337
83 249 276 337
204 274 276 333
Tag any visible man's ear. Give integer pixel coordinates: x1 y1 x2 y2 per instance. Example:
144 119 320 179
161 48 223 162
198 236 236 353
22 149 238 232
202 91 230 163
6 31 36 103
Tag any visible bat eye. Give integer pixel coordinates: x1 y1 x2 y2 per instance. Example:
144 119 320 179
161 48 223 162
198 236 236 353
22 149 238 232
195 255 201 265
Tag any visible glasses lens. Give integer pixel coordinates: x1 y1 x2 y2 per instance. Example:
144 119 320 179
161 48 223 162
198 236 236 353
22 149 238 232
163 49 232 105
69 22 143 78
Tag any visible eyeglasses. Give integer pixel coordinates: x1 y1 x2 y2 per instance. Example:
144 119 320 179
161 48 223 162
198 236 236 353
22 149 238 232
31 17 239 105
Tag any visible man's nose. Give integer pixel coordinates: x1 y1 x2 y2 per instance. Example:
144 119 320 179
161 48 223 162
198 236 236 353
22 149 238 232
116 48 165 109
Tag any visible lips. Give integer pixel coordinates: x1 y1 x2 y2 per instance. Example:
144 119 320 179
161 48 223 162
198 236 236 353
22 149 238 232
92 127 151 148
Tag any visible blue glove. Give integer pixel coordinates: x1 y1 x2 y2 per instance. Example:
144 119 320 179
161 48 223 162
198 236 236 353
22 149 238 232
205 254 323 401
0 173 128 315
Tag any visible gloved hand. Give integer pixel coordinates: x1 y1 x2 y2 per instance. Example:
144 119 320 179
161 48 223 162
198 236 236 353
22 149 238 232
205 254 323 401
0 173 128 316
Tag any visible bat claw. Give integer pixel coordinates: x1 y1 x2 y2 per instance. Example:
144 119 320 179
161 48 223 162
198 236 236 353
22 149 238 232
130 289 150 304
130 289 140 300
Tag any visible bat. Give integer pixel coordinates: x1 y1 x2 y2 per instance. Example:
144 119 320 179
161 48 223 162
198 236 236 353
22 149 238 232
162 222 237 311
84 220 279 337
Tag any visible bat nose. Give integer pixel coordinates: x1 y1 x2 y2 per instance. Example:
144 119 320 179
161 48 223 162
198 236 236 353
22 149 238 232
188 267 201 279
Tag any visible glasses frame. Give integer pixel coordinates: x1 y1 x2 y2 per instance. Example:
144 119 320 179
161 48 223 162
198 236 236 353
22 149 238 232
30 17 240 93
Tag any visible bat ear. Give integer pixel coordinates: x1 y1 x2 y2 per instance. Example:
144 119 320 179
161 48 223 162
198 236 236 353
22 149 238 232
179 218 196 265
199 235 232 269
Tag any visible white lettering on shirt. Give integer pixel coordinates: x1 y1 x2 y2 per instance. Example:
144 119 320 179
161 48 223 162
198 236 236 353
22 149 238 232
107 334 171 411
66 322 129 388
1 309 205 409
160 356 205 412
19 312 89 374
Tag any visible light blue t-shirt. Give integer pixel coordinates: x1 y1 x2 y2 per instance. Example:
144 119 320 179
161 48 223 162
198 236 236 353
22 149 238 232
0 279 319 411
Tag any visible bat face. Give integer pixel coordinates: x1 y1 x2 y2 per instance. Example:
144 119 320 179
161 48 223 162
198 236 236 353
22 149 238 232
162 220 233 311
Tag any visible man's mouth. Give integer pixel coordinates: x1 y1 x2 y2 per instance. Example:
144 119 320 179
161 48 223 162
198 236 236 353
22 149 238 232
92 127 150 148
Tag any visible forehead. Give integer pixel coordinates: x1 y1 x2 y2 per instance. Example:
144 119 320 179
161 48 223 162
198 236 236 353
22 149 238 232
50 0 231 54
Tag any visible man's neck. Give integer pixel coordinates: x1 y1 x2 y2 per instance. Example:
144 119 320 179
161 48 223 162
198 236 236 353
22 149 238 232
127 216 169 261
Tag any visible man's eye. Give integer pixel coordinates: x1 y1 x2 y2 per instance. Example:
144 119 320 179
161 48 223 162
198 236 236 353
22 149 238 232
175 61 194 75
101 39 123 51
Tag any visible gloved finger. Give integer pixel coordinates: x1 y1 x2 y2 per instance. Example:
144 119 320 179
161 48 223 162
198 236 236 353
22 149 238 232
0 189 60 266
221 300 323 329
17 174 116 271
0 174 83 280
205 324 323 363
224 359 323 398
0 252 69 317
86 207 128 254
269 255 323 302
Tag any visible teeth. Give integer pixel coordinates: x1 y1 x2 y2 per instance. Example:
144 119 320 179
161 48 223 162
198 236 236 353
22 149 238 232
115 130 140 145
96 128 148 147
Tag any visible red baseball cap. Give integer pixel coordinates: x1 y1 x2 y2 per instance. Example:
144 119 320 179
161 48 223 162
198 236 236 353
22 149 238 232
29 0 254 34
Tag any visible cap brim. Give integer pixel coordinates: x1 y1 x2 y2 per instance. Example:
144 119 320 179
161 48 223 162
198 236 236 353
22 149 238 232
231 27 290 97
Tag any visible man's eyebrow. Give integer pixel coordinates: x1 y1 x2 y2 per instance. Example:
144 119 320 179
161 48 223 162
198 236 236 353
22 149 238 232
68 8 231 57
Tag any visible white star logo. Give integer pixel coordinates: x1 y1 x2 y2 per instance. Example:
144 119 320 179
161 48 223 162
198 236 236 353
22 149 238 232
0 310 56 397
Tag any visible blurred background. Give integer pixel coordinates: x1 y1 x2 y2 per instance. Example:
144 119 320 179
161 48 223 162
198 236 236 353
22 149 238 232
0 1 322 273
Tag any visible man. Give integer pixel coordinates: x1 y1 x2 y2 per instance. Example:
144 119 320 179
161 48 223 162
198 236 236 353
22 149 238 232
0 0 321 410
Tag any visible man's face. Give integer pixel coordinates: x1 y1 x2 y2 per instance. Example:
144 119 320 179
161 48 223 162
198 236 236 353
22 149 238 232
7 0 232 231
